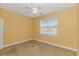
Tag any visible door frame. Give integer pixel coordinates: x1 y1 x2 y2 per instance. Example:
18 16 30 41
0 18 3 49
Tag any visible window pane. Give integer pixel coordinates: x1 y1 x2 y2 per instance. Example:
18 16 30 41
48 18 57 26
40 17 57 36
47 28 57 35
40 27 47 34
40 20 48 27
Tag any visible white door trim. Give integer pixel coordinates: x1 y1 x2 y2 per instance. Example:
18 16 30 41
0 18 4 49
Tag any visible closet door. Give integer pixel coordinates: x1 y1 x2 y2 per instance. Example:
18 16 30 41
0 18 3 48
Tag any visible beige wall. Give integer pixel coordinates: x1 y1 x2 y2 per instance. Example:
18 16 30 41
77 4 79 55
0 8 33 45
33 6 77 49
0 8 3 17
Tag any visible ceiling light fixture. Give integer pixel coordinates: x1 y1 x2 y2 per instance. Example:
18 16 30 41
32 8 38 14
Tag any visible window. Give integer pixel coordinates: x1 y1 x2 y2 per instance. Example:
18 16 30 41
40 17 57 36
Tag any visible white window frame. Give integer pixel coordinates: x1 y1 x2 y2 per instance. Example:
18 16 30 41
40 17 57 36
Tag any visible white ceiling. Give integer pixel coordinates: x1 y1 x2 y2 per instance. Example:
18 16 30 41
0 3 76 17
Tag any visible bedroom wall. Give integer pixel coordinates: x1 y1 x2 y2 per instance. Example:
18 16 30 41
77 4 79 55
33 5 77 49
0 8 3 17
0 8 33 45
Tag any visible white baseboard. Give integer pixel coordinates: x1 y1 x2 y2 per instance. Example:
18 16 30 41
3 39 32 49
33 38 77 52
0 38 77 52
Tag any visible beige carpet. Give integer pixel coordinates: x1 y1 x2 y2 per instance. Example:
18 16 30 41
0 40 77 56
